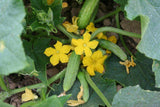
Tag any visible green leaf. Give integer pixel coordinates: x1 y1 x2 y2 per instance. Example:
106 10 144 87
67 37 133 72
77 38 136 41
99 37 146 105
0 0 27 75
50 74 116 107
112 85 160 107
0 100 14 107
104 52 158 90
125 0 160 60
23 38 50 83
152 60 160 88
33 95 71 107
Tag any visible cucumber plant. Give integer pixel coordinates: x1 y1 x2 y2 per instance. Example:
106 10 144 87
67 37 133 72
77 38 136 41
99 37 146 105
1 0 158 107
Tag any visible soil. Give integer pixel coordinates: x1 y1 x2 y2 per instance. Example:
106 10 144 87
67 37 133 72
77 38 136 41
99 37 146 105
1 0 141 107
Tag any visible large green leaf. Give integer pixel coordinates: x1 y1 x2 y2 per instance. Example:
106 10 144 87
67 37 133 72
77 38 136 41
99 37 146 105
50 74 116 107
125 0 160 60
152 60 160 88
0 0 27 75
104 52 158 90
112 85 160 107
23 38 50 83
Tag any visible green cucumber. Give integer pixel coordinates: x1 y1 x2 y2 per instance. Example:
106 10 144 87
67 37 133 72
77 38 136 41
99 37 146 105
78 0 99 29
77 72 89 102
98 39 127 61
63 51 81 92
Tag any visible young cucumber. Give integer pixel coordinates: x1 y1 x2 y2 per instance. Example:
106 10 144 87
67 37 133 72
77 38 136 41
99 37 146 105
98 39 127 61
77 72 89 102
78 0 99 29
63 51 81 92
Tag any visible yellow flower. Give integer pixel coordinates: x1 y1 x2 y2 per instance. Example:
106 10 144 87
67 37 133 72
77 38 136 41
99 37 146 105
86 22 107 40
86 22 97 33
44 41 71 66
119 56 136 74
47 0 54 5
82 50 107 76
62 2 68 8
71 32 98 56
106 35 117 54
106 50 112 54
96 32 107 40
22 88 38 102
108 35 117 44
67 86 85 106
63 16 79 34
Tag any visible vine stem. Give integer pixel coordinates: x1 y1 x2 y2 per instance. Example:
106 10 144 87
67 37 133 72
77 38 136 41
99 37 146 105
94 7 121 23
85 72 112 107
91 27 141 39
1 69 66 100
115 13 134 57
0 75 9 91
56 24 79 39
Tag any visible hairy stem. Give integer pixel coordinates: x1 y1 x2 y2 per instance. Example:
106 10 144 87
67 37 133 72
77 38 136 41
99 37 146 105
94 7 121 23
85 72 112 107
115 13 134 57
1 69 66 100
91 27 141 39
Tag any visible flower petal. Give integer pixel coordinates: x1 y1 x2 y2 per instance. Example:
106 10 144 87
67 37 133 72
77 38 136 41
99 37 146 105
87 66 95 76
95 64 104 74
67 25 78 33
71 39 83 46
96 33 107 40
75 46 84 55
83 32 91 42
87 40 98 49
91 50 103 60
96 32 103 39
22 88 37 102
86 22 97 33
108 36 117 44
60 54 69 63
44 47 56 57
54 41 62 50
50 55 60 66
61 45 71 53
72 16 78 25
97 55 107 64
84 48 92 56
82 56 92 66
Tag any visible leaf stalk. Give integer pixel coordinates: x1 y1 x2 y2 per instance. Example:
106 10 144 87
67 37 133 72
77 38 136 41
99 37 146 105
91 27 141 39
85 72 112 107
94 7 121 23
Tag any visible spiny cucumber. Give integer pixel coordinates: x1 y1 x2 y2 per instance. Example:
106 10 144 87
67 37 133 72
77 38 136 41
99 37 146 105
63 51 81 92
78 0 99 29
98 39 127 61
77 72 89 102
